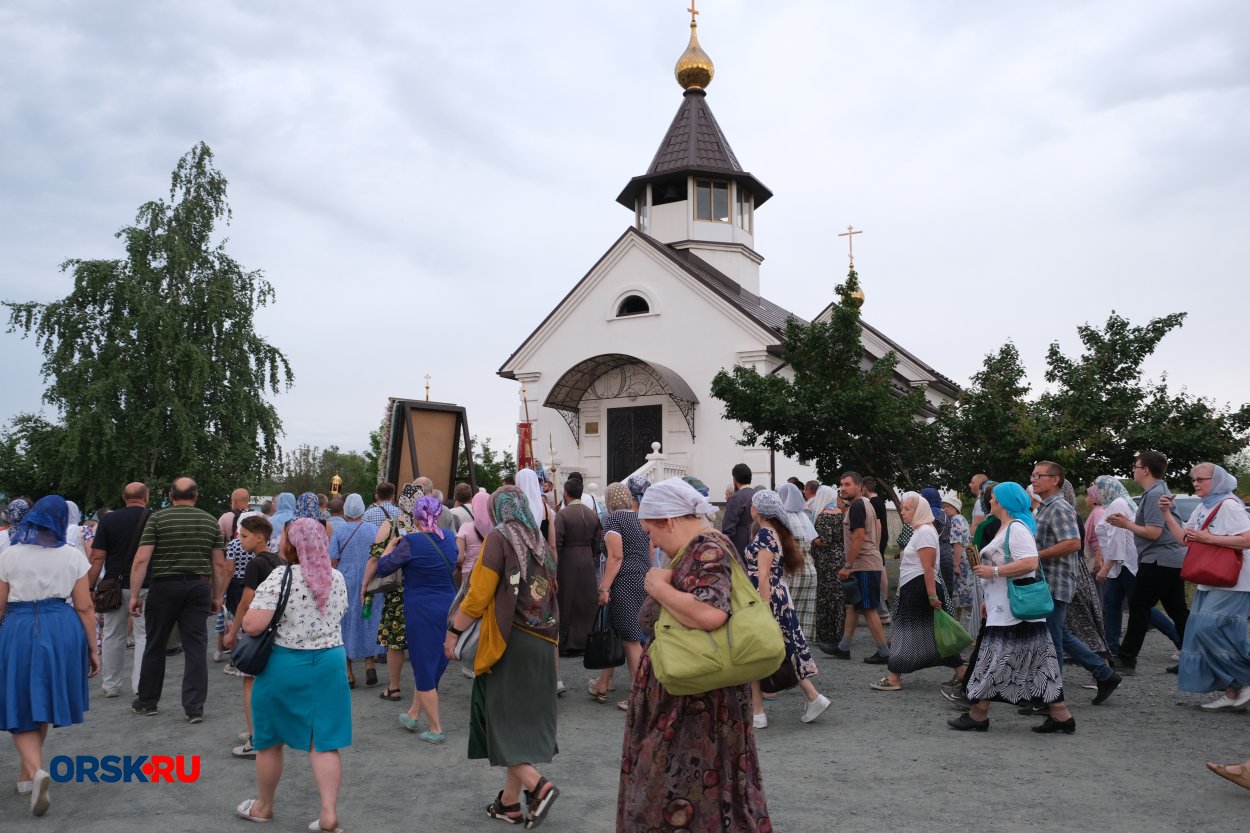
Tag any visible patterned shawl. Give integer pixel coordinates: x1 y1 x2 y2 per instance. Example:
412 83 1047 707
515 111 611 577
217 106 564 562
414 495 445 539
288 518 334 613
397 483 421 517
489 486 555 582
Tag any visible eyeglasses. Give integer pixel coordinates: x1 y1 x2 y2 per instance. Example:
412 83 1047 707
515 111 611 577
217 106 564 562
1192 477 1212 482
1030 473 1056 480
1132 464 1147 470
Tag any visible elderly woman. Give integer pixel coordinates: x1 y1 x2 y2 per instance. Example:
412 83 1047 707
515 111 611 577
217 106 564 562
1160 464 1250 711
371 482 419 702
1092 476 1180 658
0 496 99 817
329 494 382 688
779 482 819 640
236 518 350 830
445 487 561 828
942 495 976 627
363 496 458 743
746 490 831 726
589 482 650 707
871 493 966 692
618 478 771 833
949 482 1071 733
809 485 846 653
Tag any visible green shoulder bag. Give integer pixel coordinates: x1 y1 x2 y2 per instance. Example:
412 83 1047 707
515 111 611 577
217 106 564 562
648 547 786 696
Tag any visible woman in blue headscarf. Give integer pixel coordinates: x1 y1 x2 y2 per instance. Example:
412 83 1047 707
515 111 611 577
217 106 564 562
330 494 384 688
0 495 100 816
268 493 297 549
949 482 1074 734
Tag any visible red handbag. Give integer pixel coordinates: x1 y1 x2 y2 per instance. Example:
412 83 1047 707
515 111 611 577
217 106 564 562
1179 501 1244 588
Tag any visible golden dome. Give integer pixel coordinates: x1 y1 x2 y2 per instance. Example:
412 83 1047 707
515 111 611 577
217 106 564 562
675 22 714 91
849 288 865 308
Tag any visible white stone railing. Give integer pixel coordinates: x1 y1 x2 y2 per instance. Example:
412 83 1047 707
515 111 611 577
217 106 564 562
626 442 688 484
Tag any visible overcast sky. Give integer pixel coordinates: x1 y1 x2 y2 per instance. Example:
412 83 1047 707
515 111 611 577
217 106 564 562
1 1 1247 472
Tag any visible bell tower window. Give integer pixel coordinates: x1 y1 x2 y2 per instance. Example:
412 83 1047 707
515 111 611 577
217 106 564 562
694 179 730 223
616 295 651 317
736 186 752 233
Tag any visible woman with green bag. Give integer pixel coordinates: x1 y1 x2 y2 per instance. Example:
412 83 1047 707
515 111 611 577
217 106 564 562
949 482 1074 733
617 479 772 833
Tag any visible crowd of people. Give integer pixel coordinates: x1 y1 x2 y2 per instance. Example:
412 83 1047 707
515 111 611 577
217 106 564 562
1 449 1248 826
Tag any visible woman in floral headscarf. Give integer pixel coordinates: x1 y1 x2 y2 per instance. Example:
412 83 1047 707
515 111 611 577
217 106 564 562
445 487 561 828
0 496 98 816
363 496 458 743
370 482 420 701
0 498 31 556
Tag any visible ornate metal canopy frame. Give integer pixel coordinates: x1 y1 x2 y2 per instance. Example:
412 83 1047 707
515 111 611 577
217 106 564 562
543 353 699 446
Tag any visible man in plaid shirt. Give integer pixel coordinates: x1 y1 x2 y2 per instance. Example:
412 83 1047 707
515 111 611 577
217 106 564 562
1032 460 1122 710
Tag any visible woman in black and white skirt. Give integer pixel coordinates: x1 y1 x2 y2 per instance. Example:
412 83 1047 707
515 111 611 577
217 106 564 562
870 493 965 692
948 481 1074 733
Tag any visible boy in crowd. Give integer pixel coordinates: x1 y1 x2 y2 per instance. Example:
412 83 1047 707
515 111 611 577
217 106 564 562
222 515 279 758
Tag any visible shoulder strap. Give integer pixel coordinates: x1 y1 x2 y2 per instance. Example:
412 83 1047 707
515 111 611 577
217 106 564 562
420 530 456 577
125 508 151 559
1200 501 1224 531
264 565 295 635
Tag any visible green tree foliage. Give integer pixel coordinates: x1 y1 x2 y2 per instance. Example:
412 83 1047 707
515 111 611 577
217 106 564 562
710 270 936 491
936 342 1040 488
456 436 516 495
0 415 69 501
4 142 292 510
262 444 374 499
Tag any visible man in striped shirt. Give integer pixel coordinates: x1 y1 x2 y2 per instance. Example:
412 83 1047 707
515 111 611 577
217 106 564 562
129 477 227 722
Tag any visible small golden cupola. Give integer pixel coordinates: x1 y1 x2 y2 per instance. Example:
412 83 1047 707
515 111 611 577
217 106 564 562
674 4 714 91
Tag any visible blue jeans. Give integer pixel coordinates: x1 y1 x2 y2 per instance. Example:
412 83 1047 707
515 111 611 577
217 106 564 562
1047 600 1114 682
1102 570 1180 655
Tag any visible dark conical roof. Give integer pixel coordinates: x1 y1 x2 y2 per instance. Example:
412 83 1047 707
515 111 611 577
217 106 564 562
616 89 771 209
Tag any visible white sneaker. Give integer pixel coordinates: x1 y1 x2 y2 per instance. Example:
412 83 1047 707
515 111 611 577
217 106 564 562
556 681 567 697
16 780 32 796
801 694 831 724
1231 687 1250 710
1201 693 1241 711
223 663 240 676
31 769 50 816
752 712 768 729
212 649 225 663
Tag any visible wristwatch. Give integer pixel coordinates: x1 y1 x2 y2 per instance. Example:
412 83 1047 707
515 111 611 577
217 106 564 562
447 623 464 637
992 565 1000 578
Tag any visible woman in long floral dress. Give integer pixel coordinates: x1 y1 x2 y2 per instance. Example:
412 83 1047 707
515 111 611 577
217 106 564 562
809 486 845 652
618 479 770 833
745 490 831 728
372 483 419 701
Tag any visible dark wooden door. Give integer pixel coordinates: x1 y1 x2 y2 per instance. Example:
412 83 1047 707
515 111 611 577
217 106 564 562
606 405 662 484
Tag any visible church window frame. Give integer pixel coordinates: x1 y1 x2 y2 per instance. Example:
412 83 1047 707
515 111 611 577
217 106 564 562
616 294 651 317
609 288 658 321
736 185 752 234
694 179 731 223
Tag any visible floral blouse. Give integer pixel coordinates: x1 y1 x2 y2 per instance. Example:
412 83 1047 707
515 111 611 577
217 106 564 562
251 564 349 650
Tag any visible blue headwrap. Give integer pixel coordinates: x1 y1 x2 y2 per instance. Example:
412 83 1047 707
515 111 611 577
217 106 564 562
9 495 69 547
343 493 366 519
270 492 296 529
992 482 1036 535
920 487 943 518
295 492 321 521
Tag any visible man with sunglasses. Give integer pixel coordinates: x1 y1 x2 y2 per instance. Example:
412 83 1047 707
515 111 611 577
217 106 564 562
1106 450 1190 674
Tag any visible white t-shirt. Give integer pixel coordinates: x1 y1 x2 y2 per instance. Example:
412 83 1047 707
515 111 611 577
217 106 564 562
0 543 91 602
1185 498 1250 593
978 520 1045 627
250 564 348 650
899 524 940 587
1095 497 1138 578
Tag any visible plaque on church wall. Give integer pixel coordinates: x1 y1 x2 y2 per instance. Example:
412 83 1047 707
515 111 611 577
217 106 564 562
585 421 599 436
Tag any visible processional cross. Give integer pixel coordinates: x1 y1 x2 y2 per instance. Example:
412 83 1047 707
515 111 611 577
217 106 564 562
838 225 862 269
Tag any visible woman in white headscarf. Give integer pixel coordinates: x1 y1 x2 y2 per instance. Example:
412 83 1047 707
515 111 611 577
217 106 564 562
808 485 846 652
779 483 819 642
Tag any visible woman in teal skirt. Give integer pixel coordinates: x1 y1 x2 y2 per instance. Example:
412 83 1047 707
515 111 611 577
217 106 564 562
237 518 351 832
0 496 100 818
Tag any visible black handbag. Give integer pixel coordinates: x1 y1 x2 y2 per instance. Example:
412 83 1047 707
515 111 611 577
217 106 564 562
231 565 293 676
583 604 626 670
760 655 799 694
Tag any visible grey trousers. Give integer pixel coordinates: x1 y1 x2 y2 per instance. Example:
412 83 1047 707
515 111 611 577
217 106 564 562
101 588 147 696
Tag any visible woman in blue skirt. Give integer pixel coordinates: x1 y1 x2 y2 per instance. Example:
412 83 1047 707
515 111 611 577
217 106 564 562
237 518 350 832
0 495 100 817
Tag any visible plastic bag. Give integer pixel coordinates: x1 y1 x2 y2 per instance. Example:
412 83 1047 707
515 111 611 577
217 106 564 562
933 609 972 658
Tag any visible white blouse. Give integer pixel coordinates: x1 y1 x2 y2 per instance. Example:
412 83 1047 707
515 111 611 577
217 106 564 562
978 521 1045 627
0 543 90 602
250 565 348 650
898 524 939 588
1095 497 1138 578
1185 498 1250 593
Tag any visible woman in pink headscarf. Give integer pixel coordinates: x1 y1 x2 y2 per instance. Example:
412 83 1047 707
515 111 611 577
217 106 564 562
456 490 492 583
236 518 351 831
362 496 459 744
1084 484 1105 578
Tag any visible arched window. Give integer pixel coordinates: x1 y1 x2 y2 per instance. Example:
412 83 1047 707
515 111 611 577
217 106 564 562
616 295 650 317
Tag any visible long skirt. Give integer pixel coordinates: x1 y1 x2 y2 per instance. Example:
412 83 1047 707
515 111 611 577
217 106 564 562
469 629 558 767
887 577 963 675
963 621 1064 705
1064 559 1109 657
1178 589 1250 693
251 645 352 752
0 600 89 733
404 589 455 692
811 540 845 644
785 546 818 640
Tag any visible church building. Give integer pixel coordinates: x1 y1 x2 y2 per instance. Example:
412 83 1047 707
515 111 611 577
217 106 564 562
499 13 958 493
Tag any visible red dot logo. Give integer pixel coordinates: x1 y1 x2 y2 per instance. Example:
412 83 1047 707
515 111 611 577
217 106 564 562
142 763 155 777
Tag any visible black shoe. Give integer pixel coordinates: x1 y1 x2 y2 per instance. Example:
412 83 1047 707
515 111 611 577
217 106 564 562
131 703 159 716
820 645 851 659
862 653 888 665
1116 658 1137 675
1032 716 1076 734
948 713 989 732
1017 702 1047 716
1092 672 1122 705
1166 663 1179 675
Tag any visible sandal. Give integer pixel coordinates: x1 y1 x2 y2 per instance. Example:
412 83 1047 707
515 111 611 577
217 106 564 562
486 790 524 825
379 688 402 701
869 676 903 692
308 820 344 833
365 667 378 687
587 680 606 704
1207 762 1250 792
523 777 559 829
235 799 273 823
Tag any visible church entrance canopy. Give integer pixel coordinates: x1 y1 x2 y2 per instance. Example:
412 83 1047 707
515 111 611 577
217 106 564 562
543 354 699 446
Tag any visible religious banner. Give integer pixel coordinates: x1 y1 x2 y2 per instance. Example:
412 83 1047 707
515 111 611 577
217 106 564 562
517 422 535 471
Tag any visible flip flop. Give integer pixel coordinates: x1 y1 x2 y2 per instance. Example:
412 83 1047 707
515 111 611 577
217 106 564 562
236 799 272 823
308 819 344 833
379 688 401 701
1207 762 1250 792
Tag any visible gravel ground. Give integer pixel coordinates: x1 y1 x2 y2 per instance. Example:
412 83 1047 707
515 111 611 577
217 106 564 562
2 621 1247 833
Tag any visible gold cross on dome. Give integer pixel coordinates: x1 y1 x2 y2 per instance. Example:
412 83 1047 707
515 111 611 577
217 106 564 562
838 225 862 268
688 1 699 24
